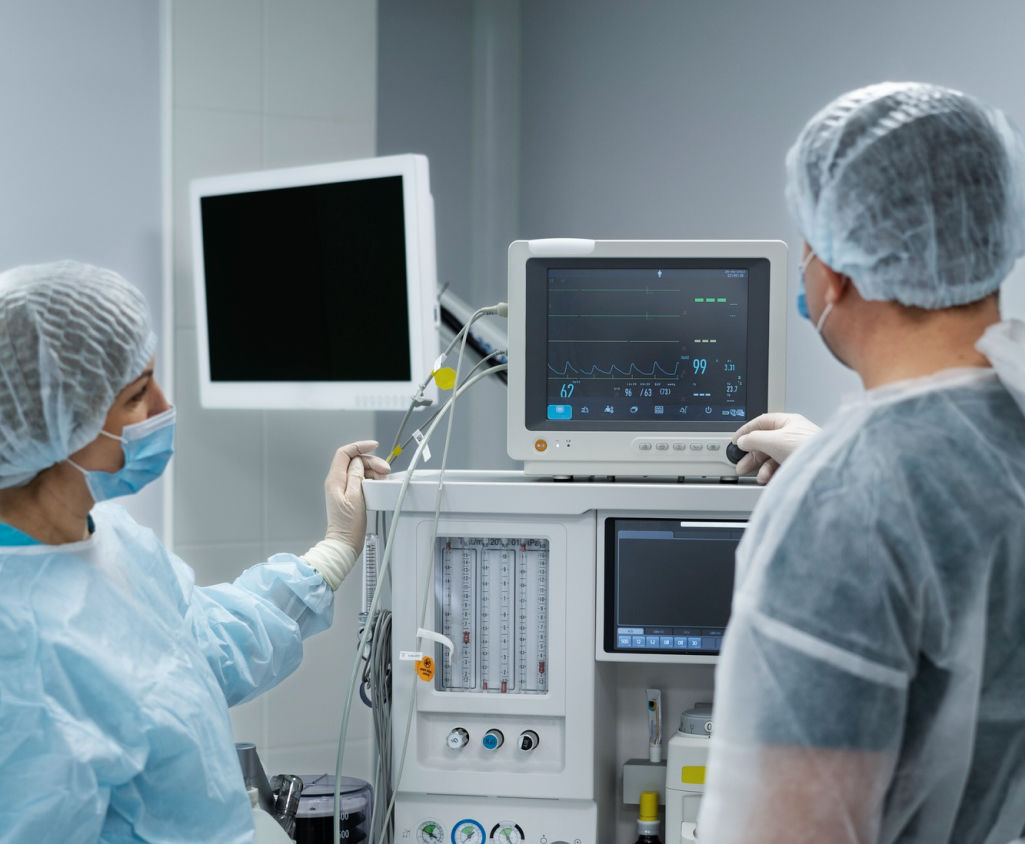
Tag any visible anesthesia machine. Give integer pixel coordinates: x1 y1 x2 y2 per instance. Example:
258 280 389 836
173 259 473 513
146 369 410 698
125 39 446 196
363 237 786 843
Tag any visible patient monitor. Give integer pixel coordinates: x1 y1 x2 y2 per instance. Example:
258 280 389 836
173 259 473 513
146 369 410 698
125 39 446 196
507 238 787 477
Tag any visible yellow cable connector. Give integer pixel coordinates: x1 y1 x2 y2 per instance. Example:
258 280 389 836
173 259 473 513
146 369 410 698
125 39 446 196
386 446 403 464
432 367 457 390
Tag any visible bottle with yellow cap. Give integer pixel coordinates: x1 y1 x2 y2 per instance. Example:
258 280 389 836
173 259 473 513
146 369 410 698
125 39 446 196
634 790 663 844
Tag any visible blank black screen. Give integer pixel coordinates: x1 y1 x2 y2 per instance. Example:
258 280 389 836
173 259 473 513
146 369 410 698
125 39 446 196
200 176 412 382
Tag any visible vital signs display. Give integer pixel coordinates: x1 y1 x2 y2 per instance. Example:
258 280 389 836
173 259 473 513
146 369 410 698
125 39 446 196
506 239 788 477
543 266 751 425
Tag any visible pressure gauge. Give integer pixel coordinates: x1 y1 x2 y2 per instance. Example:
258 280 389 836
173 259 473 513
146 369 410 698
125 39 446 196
417 820 445 843
490 822 526 842
451 818 485 844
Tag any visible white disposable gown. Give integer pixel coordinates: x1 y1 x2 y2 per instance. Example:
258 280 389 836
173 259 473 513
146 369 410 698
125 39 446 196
0 502 333 842
700 321 1025 843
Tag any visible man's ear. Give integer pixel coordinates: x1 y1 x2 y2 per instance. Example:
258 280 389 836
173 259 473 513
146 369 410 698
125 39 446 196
821 264 851 306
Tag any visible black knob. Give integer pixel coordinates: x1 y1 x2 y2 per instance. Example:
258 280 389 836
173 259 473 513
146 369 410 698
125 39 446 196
726 441 747 464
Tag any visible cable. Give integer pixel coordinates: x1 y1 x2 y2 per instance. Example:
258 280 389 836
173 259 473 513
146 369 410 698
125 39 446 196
462 348 508 381
332 360 509 844
439 302 508 383
375 306 483 837
364 610 392 843
387 303 507 461
390 349 508 461
337 304 504 843
355 363 509 844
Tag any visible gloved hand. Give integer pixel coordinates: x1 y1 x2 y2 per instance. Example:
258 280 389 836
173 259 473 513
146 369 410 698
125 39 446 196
732 413 821 485
303 440 391 590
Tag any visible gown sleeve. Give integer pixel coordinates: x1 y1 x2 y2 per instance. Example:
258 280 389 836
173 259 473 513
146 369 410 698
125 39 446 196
698 461 919 843
173 551 335 707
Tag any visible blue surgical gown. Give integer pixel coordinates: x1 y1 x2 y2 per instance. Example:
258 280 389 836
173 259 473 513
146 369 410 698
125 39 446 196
0 502 333 842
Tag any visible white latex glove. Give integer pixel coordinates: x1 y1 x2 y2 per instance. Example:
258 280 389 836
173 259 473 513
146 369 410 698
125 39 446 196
303 440 390 590
732 412 821 485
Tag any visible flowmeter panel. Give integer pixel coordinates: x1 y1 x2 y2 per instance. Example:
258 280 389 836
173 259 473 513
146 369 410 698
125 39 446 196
435 537 549 694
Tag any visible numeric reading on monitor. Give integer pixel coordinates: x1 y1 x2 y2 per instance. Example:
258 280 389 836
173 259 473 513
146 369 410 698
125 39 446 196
436 537 549 694
546 268 748 423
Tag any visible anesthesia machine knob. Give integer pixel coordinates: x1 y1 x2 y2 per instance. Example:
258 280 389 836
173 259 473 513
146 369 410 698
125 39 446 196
446 727 470 750
482 729 505 750
518 730 540 752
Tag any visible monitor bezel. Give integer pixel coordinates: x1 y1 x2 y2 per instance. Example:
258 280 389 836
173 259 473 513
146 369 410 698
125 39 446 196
507 239 787 476
189 153 438 410
596 515 746 664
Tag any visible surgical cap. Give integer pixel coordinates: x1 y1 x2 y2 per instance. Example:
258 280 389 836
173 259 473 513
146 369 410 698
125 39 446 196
0 261 156 488
785 82 1025 308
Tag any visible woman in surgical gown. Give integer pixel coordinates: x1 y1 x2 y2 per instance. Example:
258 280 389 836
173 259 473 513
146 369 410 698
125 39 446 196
700 83 1025 843
0 261 389 842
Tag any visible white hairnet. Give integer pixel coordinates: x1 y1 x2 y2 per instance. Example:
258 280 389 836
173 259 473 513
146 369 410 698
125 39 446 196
786 82 1025 308
0 260 156 488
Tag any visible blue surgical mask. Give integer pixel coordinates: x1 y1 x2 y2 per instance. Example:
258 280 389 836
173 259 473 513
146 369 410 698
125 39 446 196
796 284 810 320
796 250 817 320
797 249 838 335
68 407 176 501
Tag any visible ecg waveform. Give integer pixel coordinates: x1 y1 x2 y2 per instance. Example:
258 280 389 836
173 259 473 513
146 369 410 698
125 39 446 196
548 360 683 378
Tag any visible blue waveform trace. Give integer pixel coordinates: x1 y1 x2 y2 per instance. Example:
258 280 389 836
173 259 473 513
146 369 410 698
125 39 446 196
548 360 683 378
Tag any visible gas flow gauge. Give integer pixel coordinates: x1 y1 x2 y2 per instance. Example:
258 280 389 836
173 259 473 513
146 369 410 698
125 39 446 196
435 537 549 694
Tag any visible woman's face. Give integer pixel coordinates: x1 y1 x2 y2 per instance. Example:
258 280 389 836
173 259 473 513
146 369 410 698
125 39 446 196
67 357 171 473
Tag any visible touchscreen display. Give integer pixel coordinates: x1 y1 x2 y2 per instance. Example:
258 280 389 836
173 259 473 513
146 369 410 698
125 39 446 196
546 267 749 423
523 256 772 433
604 518 741 655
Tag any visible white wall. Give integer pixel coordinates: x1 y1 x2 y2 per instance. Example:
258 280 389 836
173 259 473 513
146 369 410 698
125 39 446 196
170 0 379 782
377 0 520 473
0 0 164 531
380 0 1025 440
518 0 1025 423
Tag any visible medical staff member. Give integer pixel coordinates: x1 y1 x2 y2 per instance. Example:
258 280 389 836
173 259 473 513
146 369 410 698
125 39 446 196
0 261 390 842
700 82 1025 843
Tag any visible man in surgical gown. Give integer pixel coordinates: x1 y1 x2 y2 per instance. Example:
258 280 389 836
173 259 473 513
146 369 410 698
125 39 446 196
699 83 1025 843
0 261 390 841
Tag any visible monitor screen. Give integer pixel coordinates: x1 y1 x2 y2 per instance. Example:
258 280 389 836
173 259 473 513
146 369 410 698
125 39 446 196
507 239 787 477
602 517 742 658
534 261 765 430
190 154 438 410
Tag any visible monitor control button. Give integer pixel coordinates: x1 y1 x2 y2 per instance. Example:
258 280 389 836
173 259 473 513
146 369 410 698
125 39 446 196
672 442 687 451
707 443 721 451
637 442 653 451
655 442 669 451
689 443 703 451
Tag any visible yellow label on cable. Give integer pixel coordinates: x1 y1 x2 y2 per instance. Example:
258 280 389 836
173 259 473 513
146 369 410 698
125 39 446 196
681 765 706 785
387 446 403 463
415 655 435 682
432 367 457 390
